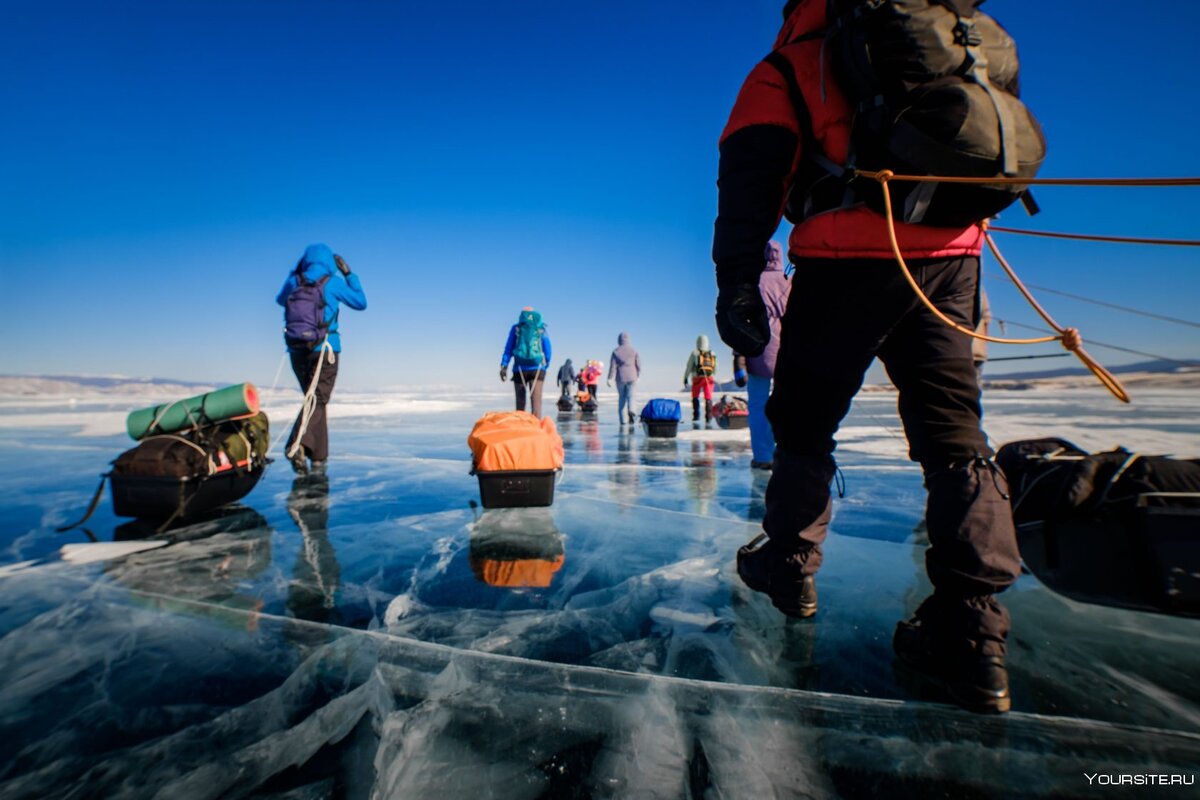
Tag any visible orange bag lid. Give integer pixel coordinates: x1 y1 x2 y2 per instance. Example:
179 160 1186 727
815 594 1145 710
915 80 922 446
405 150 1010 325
468 411 564 472
470 555 565 588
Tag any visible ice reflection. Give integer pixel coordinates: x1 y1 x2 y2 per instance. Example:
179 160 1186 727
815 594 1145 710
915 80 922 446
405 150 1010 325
104 505 272 626
287 473 342 626
469 508 565 589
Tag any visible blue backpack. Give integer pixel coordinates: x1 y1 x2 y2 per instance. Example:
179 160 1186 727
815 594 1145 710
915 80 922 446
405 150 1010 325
284 271 331 350
513 310 545 365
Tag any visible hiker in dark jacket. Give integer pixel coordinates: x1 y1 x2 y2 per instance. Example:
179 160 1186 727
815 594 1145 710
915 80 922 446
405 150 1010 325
501 307 552 418
713 0 1023 714
276 243 367 475
607 333 642 425
556 359 577 399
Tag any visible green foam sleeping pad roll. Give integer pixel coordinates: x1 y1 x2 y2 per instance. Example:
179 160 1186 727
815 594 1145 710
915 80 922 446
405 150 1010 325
126 383 261 440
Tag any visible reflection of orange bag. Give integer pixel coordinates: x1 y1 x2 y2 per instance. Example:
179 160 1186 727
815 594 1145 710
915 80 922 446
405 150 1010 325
468 411 564 472
471 555 565 588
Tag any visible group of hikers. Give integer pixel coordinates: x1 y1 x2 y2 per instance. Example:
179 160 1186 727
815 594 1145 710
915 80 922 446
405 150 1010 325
494 280 791 475
275 0 1048 715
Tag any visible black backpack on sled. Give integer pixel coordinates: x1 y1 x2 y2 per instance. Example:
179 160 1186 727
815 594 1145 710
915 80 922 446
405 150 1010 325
996 438 1200 616
779 0 1046 226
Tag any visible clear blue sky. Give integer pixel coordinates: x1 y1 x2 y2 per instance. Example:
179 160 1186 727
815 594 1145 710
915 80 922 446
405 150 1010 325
4 1 1198 390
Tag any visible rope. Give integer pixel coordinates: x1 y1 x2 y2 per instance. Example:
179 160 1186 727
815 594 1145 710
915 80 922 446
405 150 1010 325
994 318 1200 369
854 170 1200 188
267 351 289 394
985 353 1072 363
870 170 1130 404
984 275 1200 330
985 232 1128 402
988 226 1200 248
273 341 335 458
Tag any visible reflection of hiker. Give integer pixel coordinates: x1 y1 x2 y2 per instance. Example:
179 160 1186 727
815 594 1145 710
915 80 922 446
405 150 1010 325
276 243 367 474
746 241 792 470
556 359 577 399
501 307 551 418
607 332 642 426
973 288 992 381
713 0 1026 714
682 335 717 422
579 360 602 401
285 472 340 626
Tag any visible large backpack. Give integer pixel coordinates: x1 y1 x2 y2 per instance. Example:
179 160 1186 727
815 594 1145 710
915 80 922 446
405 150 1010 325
514 310 546 365
284 271 332 350
779 0 1045 227
696 351 716 377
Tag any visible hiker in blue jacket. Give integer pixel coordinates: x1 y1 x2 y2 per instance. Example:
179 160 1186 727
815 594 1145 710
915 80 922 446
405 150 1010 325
500 307 552 418
276 243 367 474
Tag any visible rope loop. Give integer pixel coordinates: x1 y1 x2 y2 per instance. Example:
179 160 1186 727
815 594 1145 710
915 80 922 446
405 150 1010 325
871 176 1130 403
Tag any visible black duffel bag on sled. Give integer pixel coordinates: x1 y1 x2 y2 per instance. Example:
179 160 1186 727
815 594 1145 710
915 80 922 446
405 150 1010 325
996 437 1200 616
60 413 272 531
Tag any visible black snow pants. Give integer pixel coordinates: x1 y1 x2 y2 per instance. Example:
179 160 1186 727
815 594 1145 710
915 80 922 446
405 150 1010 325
288 348 340 463
762 255 1022 653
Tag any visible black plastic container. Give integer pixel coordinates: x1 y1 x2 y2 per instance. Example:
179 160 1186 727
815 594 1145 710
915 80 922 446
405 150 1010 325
1139 500 1200 613
717 415 749 430
111 467 265 522
642 420 679 438
1016 496 1199 616
477 469 557 508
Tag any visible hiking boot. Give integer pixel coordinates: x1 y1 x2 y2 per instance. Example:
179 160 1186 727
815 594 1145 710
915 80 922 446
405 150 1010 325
893 618 1011 714
288 450 309 475
309 459 327 473
736 534 817 618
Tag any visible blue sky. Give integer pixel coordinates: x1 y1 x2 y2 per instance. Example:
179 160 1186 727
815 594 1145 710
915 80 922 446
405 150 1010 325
3 1 1199 391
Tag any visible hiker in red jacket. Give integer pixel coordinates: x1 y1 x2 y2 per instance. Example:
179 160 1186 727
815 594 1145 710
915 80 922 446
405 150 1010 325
713 0 1023 714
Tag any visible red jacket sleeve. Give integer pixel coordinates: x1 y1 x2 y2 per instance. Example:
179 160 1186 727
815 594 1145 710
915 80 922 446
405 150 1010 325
713 60 803 288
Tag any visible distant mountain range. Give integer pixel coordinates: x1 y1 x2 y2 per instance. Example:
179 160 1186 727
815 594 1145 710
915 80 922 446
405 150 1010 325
0 375 217 397
3 359 1196 398
987 358 1199 381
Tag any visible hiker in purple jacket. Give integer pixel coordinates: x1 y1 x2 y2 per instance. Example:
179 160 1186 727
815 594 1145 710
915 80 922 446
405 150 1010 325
607 332 642 425
745 241 792 469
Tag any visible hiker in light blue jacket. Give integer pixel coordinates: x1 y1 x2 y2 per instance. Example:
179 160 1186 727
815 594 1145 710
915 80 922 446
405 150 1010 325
500 307 552 418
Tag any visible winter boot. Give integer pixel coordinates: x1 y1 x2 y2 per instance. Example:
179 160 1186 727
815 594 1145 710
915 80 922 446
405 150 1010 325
893 613 1011 714
288 448 309 475
736 534 819 618
692 398 700 421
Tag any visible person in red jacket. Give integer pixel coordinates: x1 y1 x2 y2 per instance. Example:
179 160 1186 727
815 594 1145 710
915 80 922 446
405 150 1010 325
713 0 1021 714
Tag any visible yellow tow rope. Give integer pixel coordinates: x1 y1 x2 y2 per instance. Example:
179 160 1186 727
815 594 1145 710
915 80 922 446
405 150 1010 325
857 168 1131 403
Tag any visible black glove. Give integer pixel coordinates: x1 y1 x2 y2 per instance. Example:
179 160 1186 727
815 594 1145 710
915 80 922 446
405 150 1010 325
716 284 769 358
334 254 351 276
500 366 508 382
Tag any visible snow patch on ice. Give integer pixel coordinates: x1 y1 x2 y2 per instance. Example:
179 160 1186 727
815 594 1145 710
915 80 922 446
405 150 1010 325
60 541 168 563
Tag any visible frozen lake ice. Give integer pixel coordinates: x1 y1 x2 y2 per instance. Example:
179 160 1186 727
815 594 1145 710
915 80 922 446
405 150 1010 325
1 386 1198 798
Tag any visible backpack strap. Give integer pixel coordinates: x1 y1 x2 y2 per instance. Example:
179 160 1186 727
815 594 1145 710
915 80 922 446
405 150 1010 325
763 42 863 222
315 274 335 334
